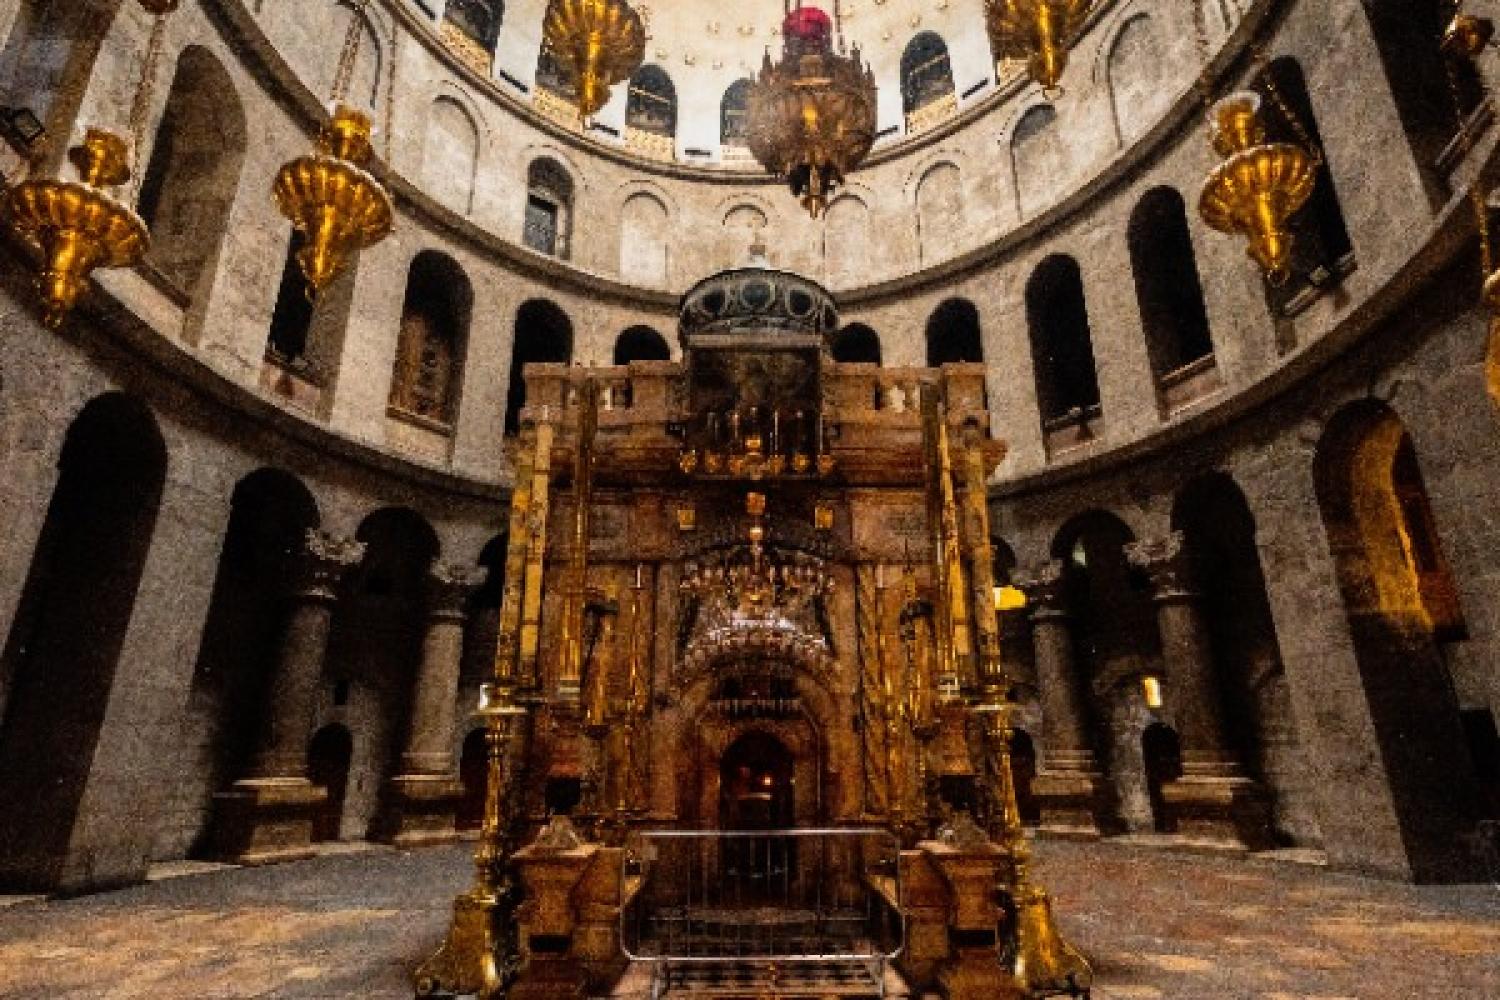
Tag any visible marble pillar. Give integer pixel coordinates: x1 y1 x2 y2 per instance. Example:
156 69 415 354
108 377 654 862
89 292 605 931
211 530 365 864
1126 532 1274 850
378 562 484 847
1015 560 1112 838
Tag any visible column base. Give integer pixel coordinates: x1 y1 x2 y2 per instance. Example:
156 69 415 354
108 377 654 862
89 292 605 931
210 777 326 865
373 774 464 848
1033 769 1115 839
1163 773 1275 852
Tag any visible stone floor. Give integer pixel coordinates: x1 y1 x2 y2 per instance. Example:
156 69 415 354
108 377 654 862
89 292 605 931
0 840 1495 998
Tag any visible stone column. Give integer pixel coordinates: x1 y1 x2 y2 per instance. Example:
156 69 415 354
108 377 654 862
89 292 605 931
212 530 365 864
1126 532 1273 850
1015 560 1111 838
378 562 484 847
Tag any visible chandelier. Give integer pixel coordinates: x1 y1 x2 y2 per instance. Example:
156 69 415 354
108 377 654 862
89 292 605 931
271 0 393 299
984 0 1095 95
679 405 835 479
541 0 647 119
746 3 877 219
681 493 834 629
1198 91 1317 284
3 0 177 329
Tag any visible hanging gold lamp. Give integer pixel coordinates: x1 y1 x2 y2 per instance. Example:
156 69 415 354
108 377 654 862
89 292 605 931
1198 91 1317 284
2 0 177 329
747 4 878 219
983 0 1095 95
541 0 647 119
272 104 393 296
270 0 393 297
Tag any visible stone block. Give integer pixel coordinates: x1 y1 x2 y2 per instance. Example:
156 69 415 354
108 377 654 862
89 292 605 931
209 778 325 865
373 774 464 849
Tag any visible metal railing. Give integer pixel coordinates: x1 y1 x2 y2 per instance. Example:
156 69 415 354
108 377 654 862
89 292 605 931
620 829 902 996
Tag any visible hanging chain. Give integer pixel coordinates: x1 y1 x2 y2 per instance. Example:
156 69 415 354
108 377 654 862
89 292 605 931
1251 44 1325 167
1191 0 1216 119
1441 26 1494 280
384 25 398 158
127 11 172 197
330 0 371 105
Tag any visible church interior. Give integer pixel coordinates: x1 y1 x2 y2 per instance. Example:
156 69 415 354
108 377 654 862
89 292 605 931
1 1 1499 997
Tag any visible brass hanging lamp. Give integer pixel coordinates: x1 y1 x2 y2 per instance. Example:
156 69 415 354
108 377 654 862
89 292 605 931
1197 91 1317 283
983 0 1095 95
747 2 878 219
2 0 178 329
271 0 393 298
540 0 647 119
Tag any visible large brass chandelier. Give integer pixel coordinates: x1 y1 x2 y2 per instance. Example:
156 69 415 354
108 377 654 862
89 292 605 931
271 0 393 298
747 3 877 219
541 0 647 119
3 0 177 328
984 0 1095 95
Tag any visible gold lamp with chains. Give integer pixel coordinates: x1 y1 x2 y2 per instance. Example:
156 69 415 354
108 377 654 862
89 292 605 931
540 0 647 119
3 0 178 329
983 0 1095 95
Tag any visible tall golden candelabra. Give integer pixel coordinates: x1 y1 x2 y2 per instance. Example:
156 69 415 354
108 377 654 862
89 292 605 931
558 380 600 700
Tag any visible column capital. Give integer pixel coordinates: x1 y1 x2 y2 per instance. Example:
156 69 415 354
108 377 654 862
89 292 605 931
1014 559 1068 618
1124 531 1196 602
292 530 366 601
427 562 486 618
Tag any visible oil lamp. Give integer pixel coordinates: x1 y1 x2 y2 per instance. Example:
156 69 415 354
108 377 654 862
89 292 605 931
3 0 178 328
984 0 1095 95
1198 91 1317 284
747 3 877 219
540 0 647 119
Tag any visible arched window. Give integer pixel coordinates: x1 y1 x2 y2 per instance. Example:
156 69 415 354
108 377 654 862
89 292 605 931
0 0 124 166
926 299 983 366
916 163 962 265
422 96 481 215
443 0 503 55
619 192 670 287
627 64 677 137
1026 255 1101 431
1255 58 1354 314
1363 0 1485 207
721 78 752 146
535 44 576 101
1105 15 1172 144
506 300 574 435
1011 104 1065 217
823 195 871 286
135 47 247 328
0 393 167 891
264 230 359 411
900 32 954 116
1128 188 1216 405
524 158 574 259
833 324 882 365
614 326 670 365
390 251 472 428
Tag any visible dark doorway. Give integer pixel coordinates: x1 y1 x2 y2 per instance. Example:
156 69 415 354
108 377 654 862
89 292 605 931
308 724 353 843
1460 710 1500 822
0 393 167 890
457 727 488 831
1142 723 1182 834
719 732 796 901
1011 729 1040 826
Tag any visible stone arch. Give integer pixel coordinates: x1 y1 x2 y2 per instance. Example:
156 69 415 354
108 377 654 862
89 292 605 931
721 202 770 269
926 298 983 366
1026 254 1101 429
619 191 671 287
506 299 574 435
1010 102 1066 217
263 227 362 418
523 156 575 258
423 94 482 215
1104 14 1172 145
915 162 962 266
832 323 881 365
1312 399 1484 879
822 194 870 287
389 250 473 429
1128 187 1215 396
1171 471 1316 846
0 392 168 891
614 325 671 365
172 469 321 860
900 31 954 116
136 45 248 331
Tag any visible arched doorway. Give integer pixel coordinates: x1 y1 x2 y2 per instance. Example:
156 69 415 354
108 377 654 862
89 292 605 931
308 724 353 843
1010 730 1040 826
719 732 796 901
457 728 487 831
0 393 167 890
1142 723 1182 834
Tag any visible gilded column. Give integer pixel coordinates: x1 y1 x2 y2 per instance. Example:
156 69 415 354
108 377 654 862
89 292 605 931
1126 532 1273 849
380 562 485 847
1014 559 1112 838
212 529 365 864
